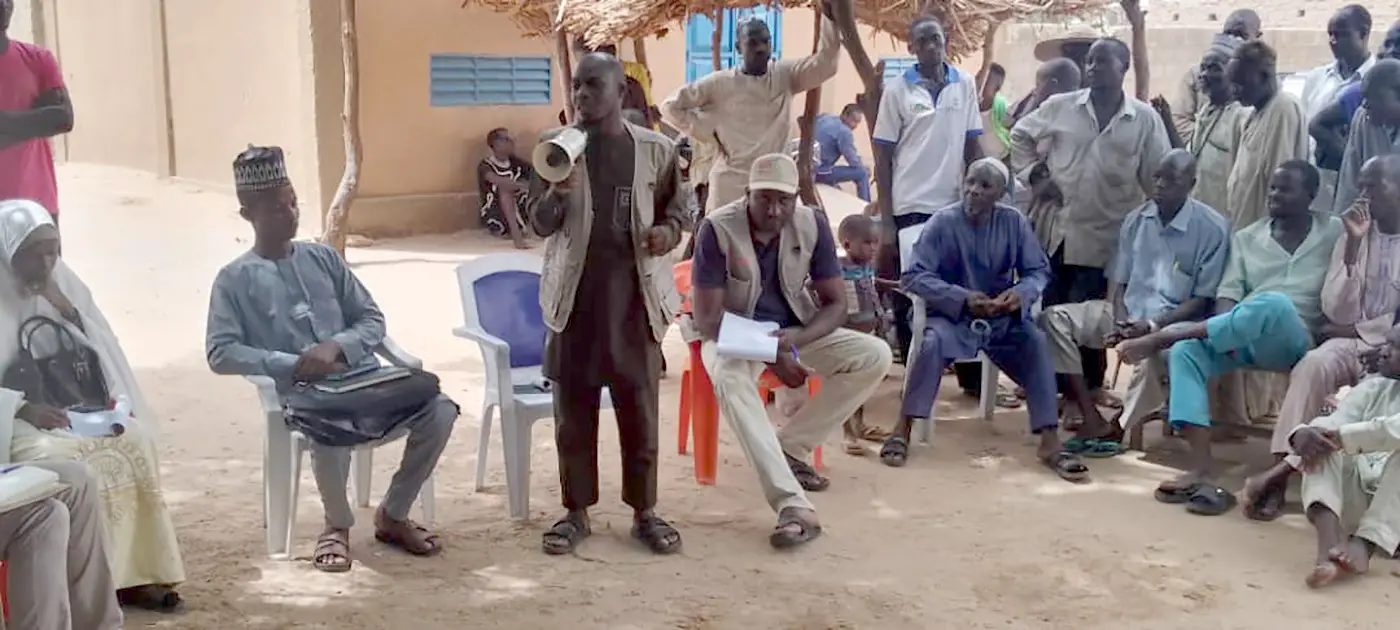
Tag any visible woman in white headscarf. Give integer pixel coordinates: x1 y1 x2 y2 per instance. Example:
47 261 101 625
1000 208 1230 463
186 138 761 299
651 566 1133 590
0 199 186 610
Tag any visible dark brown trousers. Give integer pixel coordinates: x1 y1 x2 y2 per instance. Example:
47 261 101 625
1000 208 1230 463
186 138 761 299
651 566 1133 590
553 369 660 512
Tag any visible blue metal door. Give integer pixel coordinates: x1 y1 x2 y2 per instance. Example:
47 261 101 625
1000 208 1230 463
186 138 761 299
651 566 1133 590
685 6 783 83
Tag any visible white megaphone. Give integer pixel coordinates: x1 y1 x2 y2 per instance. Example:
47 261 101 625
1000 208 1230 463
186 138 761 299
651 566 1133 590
532 127 589 183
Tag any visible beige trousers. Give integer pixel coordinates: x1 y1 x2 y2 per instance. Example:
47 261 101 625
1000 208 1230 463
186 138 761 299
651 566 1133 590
1275 338 1369 464
702 328 892 513
1039 300 1169 429
1038 300 1255 429
1302 452 1400 555
0 461 123 630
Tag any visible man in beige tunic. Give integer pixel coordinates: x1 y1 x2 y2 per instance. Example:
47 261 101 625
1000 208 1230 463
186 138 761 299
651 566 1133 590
1242 154 1400 521
662 1 841 210
1169 10 1260 145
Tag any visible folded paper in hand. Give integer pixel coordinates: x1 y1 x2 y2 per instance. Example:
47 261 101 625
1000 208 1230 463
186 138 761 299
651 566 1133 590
717 312 780 362
0 465 64 513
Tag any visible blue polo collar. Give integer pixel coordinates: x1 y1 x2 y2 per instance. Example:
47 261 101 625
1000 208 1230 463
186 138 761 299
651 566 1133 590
903 63 960 84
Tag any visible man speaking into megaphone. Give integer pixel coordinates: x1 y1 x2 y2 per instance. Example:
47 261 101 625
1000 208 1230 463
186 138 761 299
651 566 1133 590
527 52 689 559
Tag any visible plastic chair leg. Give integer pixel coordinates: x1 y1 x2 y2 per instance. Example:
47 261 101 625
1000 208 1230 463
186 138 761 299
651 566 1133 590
475 401 496 491
501 407 533 520
978 355 998 423
352 447 373 509
263 415 295 558
283 433 306 560
689 343 719 486
678 358 692 455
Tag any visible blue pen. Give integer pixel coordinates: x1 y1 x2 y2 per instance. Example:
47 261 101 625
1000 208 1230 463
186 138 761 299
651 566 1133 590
0 465 23 475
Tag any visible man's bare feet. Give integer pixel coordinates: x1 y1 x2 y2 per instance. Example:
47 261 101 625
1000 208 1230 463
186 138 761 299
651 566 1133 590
1305 561 1342 589
1330 537 1374 574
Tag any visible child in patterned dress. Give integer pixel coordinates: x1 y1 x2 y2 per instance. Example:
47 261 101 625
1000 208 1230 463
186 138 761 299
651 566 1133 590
836 215 898 455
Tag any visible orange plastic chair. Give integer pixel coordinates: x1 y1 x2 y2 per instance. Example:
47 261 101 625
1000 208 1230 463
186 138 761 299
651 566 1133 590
678 341 825 485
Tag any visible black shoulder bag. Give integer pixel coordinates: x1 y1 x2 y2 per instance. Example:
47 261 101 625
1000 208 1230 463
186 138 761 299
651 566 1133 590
281 366 443 448
2 315 111 409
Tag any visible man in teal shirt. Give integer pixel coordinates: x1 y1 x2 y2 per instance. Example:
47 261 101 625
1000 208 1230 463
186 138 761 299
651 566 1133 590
1115 160 1344 514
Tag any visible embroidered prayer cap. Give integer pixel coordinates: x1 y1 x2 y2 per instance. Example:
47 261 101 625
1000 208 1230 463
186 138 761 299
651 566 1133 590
749 153 799 195
233 144 292 193
0 199 56 264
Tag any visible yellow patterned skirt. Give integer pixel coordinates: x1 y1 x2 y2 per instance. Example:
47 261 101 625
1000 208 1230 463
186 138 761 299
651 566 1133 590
11 422 186 589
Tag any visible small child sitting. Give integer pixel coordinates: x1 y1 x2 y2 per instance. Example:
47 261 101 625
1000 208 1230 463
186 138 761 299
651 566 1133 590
836 214 899 455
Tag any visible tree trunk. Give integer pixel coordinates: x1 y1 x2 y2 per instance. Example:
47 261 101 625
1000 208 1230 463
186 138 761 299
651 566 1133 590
711 8 723 72
556 29 575 123
829 0 879 136
795 8 823 211
320 0 361 256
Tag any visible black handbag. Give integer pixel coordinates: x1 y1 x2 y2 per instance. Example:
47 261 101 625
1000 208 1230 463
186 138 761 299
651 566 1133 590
2 315 111 409
281 366 442 447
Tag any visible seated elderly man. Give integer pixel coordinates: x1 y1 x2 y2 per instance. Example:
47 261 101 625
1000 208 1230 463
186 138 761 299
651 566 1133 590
691 153 892 550
1242 154 1400 521
1117 161 1343 515
1293 325 1400 590
1039 150 1230 454
0 460 123 630
206 146 459 572
880 158 1084 481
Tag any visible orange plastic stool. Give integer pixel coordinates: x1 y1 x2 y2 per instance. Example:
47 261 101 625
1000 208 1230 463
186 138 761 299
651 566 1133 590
678 341 825 485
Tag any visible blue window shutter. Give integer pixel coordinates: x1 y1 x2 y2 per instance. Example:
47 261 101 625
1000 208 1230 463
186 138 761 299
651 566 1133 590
430 54 552 107
879 56 917 83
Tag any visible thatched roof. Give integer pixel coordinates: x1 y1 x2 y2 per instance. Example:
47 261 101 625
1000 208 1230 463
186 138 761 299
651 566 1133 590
462 0 1114 61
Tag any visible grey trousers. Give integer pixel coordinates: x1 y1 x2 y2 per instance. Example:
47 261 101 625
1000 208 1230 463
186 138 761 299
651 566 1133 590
0 461 123 630
309 395 457 530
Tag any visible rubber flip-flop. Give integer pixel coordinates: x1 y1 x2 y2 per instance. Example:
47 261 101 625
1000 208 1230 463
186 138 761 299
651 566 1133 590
1185 484 1238 516
1079 440 1122 458
1154 482 1202 504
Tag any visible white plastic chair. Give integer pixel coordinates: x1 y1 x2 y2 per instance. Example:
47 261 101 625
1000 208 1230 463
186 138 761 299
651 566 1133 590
905 294 1000 445
452 253 611 520
248 337 436 559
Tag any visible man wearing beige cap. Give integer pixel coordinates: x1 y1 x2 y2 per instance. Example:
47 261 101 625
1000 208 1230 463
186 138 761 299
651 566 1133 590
690 153 892 549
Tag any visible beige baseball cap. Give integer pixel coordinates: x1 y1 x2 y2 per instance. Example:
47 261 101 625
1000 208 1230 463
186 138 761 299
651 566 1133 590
749 153 799 195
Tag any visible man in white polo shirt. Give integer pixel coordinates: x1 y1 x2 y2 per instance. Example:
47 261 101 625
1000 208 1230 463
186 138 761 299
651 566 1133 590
872 14 984 391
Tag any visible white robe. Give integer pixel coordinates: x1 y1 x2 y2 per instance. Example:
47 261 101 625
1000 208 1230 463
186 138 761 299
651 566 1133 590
1 261 185 589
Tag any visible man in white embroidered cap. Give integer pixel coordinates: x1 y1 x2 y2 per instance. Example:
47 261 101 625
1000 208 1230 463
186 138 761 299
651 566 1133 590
205 145 459 572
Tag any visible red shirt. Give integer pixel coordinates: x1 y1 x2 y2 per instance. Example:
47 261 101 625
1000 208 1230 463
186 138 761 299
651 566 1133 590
0 40 64 216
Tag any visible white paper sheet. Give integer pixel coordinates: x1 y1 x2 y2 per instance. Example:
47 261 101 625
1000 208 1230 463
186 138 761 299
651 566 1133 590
717 312 780 362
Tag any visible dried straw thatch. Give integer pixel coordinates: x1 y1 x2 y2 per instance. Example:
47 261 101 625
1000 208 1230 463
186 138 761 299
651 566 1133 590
462 0 1113 61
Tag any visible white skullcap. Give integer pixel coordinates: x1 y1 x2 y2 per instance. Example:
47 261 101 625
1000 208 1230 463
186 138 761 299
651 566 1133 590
969 157 1010 190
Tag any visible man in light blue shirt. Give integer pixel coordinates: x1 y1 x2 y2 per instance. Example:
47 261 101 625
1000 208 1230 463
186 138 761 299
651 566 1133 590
813 104 870 201
1039 149 1230 451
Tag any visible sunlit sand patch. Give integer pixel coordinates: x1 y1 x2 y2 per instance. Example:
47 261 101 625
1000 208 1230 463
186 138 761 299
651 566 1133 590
868 497 903 519
465 565 543 606
244 559 383 606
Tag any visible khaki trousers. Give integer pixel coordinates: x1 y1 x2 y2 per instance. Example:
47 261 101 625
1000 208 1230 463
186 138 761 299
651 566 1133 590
1302 452 1400 555
1276 338 1369 467
0 461 123 630
701 328 892 513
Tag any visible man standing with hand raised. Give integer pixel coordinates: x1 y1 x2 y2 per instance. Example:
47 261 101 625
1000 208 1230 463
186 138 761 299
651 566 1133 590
529 52 688 557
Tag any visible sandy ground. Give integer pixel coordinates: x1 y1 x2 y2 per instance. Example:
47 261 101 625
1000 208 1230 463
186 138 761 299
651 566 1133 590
50 163 1400 630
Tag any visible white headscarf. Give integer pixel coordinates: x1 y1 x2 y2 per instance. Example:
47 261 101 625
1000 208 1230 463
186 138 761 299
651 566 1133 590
0 199 54 264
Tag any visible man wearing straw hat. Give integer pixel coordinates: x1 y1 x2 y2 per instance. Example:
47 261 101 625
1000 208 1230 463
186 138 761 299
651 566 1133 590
661 0 841 211
530 52 689 558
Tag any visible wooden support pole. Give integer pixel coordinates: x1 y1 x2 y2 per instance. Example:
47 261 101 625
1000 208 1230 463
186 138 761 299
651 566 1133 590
795 7 824 211
556 28 575 123
320 0 361 255
711 7 723 72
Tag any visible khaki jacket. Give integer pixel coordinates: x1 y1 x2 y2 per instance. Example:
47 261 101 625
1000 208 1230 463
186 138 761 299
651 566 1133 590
529 123 685 342
705 199 821 323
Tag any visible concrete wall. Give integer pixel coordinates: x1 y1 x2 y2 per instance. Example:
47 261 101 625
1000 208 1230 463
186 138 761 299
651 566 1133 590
340 0 565 237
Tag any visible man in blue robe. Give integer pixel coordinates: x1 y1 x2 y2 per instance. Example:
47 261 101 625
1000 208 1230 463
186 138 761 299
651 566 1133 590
880 158 1087 482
